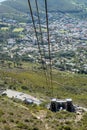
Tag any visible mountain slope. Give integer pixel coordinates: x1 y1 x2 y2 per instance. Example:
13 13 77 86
1 0 29 13
1 0 83 12
0 66 87 129
0 0 87 20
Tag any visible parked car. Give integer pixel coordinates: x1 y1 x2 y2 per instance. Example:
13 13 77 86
24 98 33 104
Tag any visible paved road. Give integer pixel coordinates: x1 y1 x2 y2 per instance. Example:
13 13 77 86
3 89 41 105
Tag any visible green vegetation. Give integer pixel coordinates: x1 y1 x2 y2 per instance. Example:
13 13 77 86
0 0 87 129
13 28 24 33
0 61 87 107
1 27 9 31
0 0 87 20
0 95 87 130
0 60 87 129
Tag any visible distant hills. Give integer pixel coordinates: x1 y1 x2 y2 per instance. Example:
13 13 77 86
0 0 87 20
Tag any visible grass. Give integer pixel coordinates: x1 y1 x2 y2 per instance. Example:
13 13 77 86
0 97 45 130
0 96 87 130
1 27 9 31
13 28 24 33
0 61 87 106
0 61 87 129
19 23 26 25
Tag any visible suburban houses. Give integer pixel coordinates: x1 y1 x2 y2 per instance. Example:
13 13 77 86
0 12 87 73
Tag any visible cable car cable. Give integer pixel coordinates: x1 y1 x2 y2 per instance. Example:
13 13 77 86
44 0 53 97
28 0 49 89
35 0 49 86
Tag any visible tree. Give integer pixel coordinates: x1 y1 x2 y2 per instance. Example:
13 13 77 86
7 62 12 68
1 60 5 67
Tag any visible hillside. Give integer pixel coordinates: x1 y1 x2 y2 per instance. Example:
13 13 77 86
0 65 87 130
0 96 87 130
0 0 87 20
0 62 87 107
0 0 87 129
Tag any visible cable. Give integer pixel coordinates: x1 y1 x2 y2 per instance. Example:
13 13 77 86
44 0 53 97
35 0 45 55
28 0 53 96
28 0 41 55
28 0 49 88
35 0 49 86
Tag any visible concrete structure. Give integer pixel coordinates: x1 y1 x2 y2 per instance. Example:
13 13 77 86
50 98 75 112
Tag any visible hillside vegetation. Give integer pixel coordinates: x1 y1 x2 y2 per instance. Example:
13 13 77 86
0 62 87 107
0 62 87 130
0 0 87 20
1 96 87 130
0 0 87 129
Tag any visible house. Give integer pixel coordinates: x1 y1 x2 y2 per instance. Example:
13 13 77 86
7 38 16 46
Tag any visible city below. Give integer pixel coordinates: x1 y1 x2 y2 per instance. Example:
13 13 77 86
0 12 87 73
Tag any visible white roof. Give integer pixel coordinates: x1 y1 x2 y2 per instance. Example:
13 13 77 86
66 98 72 102
51 98 56 102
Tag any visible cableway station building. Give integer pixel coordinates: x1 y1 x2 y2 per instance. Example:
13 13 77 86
50 98 75 112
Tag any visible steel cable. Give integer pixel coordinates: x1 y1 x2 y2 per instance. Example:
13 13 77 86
44 0 53 97
28 0 50 89
35 0 49 87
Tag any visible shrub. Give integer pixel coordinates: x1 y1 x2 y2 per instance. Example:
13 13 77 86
24 119 29 122
10 118 14 123
2 119 7 123
0 109 4 116
21 85 28 90
64 126 72 130
4 125 11 130
33 128 39 130
17 122 29 129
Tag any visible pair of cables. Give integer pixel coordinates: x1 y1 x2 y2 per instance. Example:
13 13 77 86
28 0 53 97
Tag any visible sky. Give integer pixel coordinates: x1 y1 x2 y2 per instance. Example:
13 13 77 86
0 0 6 2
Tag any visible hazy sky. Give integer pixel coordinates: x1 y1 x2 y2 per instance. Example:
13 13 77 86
0 0 6 2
